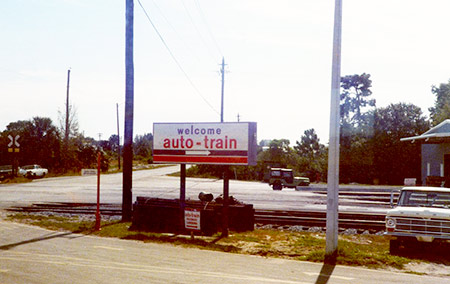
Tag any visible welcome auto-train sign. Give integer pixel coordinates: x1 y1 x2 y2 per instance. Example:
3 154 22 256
153 122 257 165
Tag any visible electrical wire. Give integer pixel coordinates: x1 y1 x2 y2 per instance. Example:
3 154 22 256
137 0 220 116
180 0 217 64
194 0 223 57
149 0 203 64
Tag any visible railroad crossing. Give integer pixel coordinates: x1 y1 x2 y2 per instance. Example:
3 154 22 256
0 166 400 233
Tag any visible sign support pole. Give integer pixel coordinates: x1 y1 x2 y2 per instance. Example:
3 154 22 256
180 164 186 230
222 166 229 237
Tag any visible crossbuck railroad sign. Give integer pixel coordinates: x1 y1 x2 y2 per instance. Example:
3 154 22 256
8 135 20 153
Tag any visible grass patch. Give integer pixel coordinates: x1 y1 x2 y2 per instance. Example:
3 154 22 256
0 176 33 184
6 213 415 271
108 163 171 174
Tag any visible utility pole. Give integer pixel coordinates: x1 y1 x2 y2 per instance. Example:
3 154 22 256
123 0 134 222
65 69 71 149
116 103 121 170
326 0 342 262
220 57 225 123
220 57 229 237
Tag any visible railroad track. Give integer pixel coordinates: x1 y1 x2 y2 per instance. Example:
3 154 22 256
7 202 387 231
7 203 122 216
255 209 385 231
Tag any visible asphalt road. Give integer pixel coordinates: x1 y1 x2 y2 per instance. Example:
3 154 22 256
0 220 447 284
0 166 398 213
0 167 447 283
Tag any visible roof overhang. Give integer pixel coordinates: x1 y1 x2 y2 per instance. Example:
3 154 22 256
401 119 450 144
400 132 450 143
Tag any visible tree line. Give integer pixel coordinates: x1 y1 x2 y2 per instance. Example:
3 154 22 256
190 74 450 185
2 75 450 184
0 117 153 174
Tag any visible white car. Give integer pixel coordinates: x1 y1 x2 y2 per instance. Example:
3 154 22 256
19 164 48 178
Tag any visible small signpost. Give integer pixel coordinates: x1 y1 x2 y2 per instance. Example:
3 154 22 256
7 134 20 177
184 208 201 231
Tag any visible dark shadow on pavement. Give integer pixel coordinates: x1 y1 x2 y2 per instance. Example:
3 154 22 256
0 231 74 250
314 262 336 284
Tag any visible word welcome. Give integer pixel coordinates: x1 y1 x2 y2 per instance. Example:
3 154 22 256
177 125 221 136
163 135 237 149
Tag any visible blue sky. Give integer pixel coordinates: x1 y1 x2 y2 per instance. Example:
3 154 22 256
2 0 450 145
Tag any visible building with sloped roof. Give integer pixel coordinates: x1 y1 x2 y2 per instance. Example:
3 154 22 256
401 119 450 186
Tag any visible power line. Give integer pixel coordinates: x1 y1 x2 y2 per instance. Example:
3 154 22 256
149 0 203 64
137 0 220 116
194 0 223 57
180 0 217 64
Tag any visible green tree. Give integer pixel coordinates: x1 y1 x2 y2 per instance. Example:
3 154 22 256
294 129 327 181
373 103 429 185
258 139 297 167
134 133 153 163
340 73 375 127
108 134 120 153
2 117 61 171
339 73 376 184
429 79 450 126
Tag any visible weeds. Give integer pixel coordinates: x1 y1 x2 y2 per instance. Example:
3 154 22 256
6 213 415 271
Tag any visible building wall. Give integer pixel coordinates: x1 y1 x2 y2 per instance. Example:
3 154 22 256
421 143 450 185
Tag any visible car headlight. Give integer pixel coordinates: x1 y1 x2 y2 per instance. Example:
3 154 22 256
386 217 396 231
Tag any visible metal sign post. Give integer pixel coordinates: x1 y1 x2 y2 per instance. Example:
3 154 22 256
180 164 186 230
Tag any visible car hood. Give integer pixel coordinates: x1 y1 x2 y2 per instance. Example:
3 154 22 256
387 206 450 220
294 177 309 181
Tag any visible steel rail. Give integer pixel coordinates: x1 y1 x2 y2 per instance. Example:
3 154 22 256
7 203 386 231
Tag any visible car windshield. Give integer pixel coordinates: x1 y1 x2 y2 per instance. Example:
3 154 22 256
282 171 292 178
271 170 281 177
398 190 450 208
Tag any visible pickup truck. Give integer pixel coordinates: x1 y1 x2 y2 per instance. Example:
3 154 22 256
19 164 48 178
385 186 450 254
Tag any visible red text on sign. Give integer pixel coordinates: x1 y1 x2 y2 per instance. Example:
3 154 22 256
163 135 237 149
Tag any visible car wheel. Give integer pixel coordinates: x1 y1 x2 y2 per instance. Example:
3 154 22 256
389 239 401 255
26 172 32 179
272 182 282 190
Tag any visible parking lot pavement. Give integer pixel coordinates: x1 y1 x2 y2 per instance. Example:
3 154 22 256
0 166 400 214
